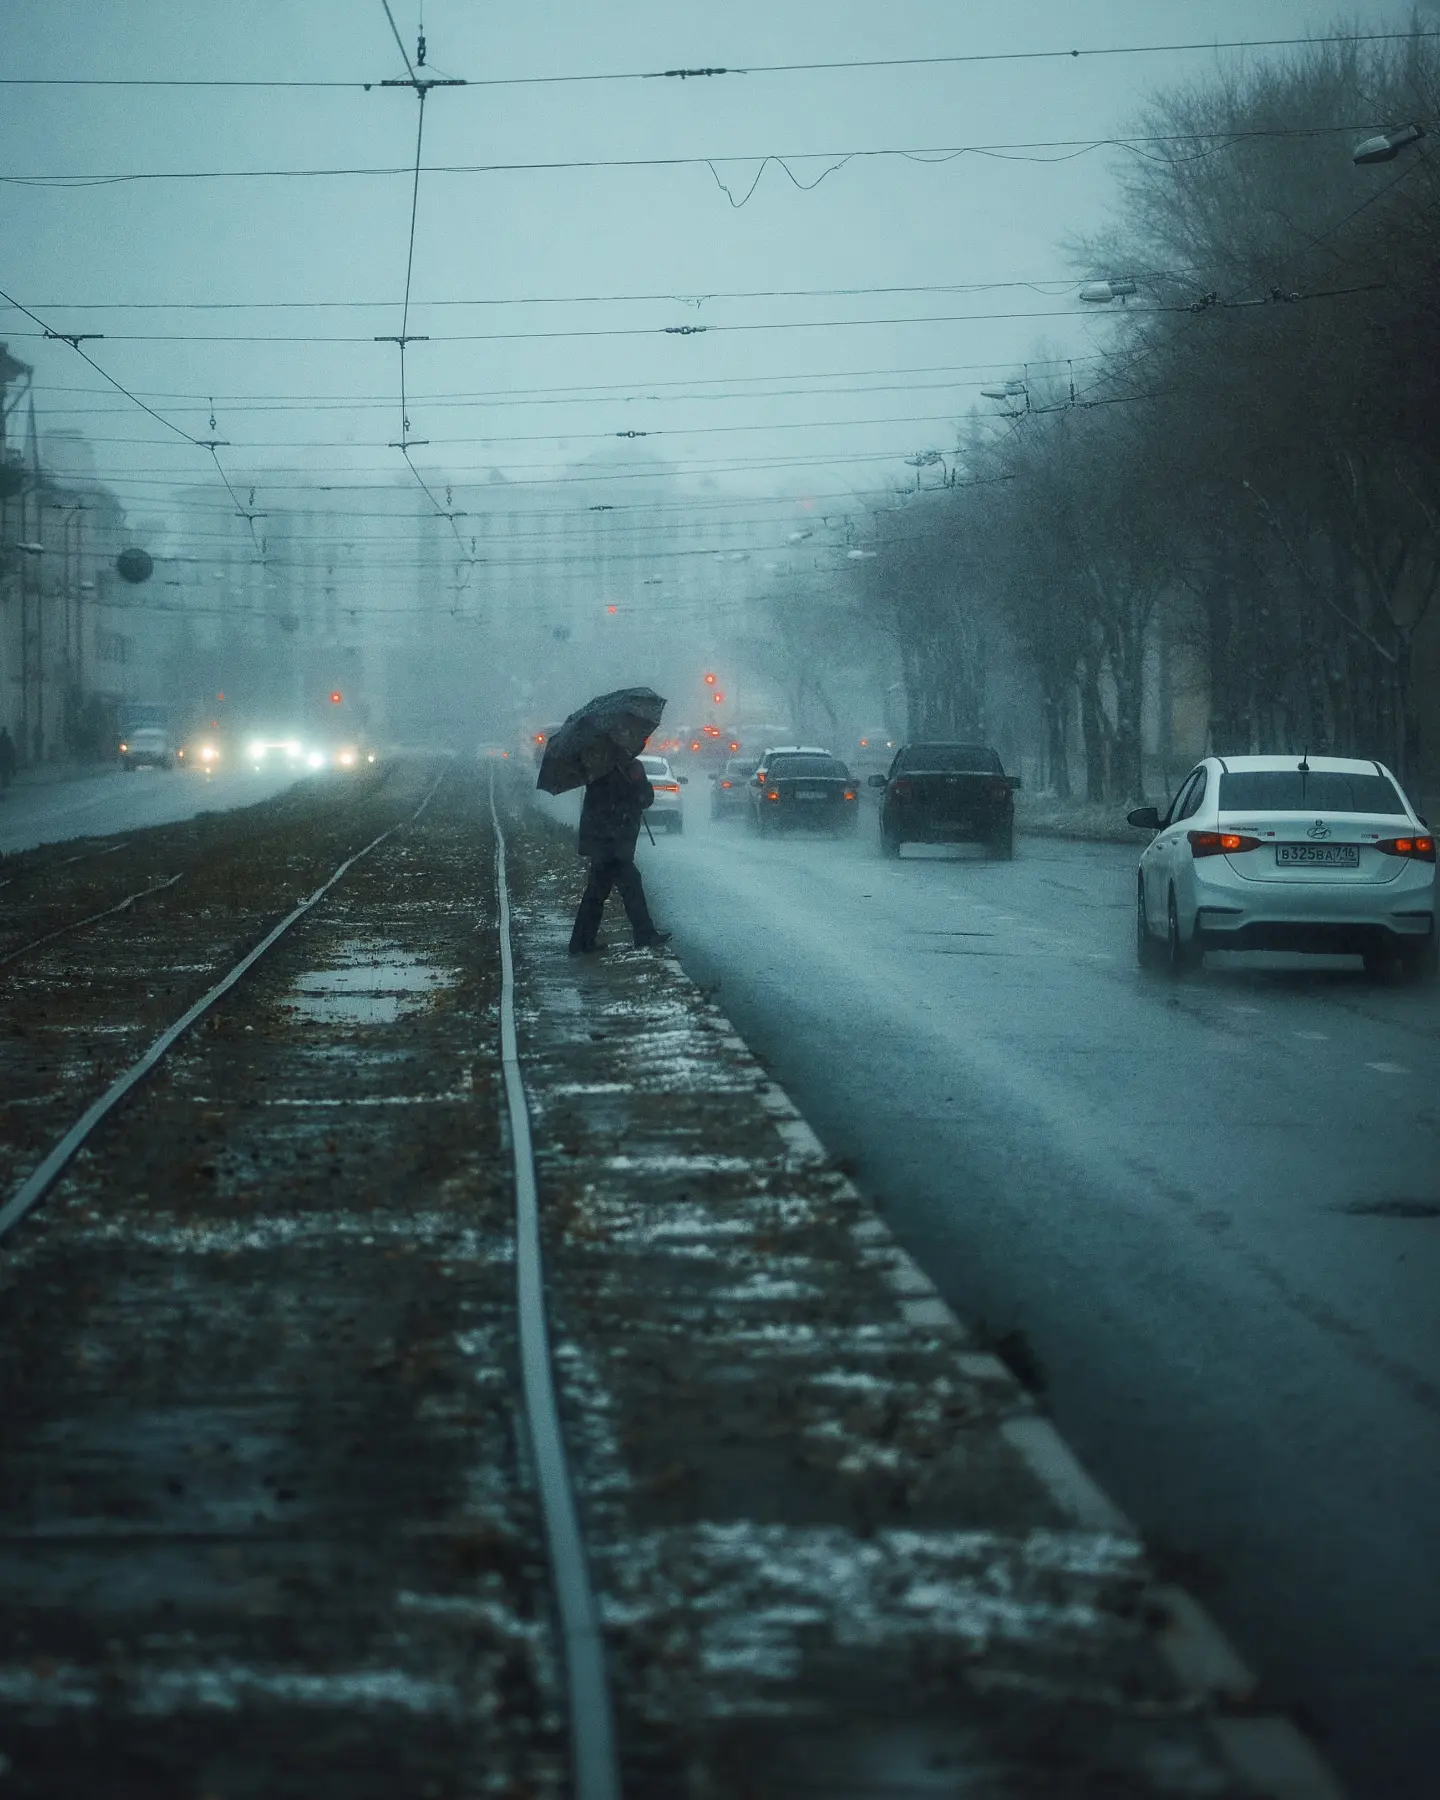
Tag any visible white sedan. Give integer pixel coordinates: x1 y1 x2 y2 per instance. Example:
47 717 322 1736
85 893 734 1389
639 754 687 834
1129 753 1435 982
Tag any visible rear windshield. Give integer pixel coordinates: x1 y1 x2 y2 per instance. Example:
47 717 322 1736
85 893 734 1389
724 759 758 777
768 754 847 780
1218 771 1406 816
894 743 1002 774
639 758 669 776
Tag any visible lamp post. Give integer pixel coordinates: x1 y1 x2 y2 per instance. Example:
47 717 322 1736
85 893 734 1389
1352 123 1425 165
8 538 45 760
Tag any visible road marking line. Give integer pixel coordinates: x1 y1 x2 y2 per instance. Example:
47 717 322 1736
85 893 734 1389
1294 1031 1329 1041
1364 1061 1409 1075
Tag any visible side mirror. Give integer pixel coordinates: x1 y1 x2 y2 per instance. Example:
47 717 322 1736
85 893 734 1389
1127 806 1161 830
867 772 887 789
677 775 689 785
1008 775 1023 791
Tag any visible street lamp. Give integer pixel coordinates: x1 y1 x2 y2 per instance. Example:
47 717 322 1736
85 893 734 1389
1079 277 1138 304
980 378 1029 416
1352 122 1425 165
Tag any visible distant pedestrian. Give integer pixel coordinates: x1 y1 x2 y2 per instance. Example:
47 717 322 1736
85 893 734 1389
569 757 670 954
0 726 15 792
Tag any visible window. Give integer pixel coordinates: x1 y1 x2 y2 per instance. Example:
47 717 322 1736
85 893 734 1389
894 743 1002 774
1176 768 1208 821
769 754 847 779
1218 771 1405 816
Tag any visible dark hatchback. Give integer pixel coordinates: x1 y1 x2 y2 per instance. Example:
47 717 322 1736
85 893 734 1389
710 756 760 819
749 748 859 834
870 742 1019 857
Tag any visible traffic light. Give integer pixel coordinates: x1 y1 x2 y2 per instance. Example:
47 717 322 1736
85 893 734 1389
712 691 725 704
329 690 343 705
703 672 717 686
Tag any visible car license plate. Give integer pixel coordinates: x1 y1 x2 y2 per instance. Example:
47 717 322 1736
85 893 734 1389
796 787 829 801
1275 843 1358 868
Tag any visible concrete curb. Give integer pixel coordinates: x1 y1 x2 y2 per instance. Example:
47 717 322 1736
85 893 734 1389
752 1054 1344 1799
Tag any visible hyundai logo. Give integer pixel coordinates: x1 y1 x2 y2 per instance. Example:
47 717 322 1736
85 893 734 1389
1307 820 1331 840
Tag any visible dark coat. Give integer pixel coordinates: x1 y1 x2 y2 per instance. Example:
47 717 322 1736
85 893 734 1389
578 759 654 861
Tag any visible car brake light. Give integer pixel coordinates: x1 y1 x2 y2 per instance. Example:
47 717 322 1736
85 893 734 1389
892 777 913 800
720 780 732 789
657 781 679 792
1375 835 1436 861
1189 830 1262 857
843 790 856 801
766 789 780 801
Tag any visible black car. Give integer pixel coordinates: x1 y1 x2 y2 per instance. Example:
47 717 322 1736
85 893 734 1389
748 747 859 835
869 742 1019 857
710 756 759 819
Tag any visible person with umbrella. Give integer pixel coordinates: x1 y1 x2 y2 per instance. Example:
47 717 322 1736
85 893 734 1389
536 687 672 954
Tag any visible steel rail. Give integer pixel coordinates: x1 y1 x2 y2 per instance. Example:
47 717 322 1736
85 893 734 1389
488 766 621 1800
0 873 184 972
0 769 446 1242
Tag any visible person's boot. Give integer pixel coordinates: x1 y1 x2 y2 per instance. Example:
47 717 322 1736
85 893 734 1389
633 930 671 949
568 939 604 955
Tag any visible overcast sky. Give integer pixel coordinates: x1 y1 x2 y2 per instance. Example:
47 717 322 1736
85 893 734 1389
0 0 1422 532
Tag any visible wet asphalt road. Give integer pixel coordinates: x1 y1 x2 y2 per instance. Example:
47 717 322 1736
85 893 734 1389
637 798 1440 1800
0 766 301 858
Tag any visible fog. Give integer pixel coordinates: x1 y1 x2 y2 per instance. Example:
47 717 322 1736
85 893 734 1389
2 0 1423 754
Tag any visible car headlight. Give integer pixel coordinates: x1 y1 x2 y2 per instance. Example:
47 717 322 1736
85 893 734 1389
307 751 325 769
247 740 265 760
200 744 218 762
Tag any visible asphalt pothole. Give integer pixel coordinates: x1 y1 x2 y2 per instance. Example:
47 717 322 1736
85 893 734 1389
283 941 451 1025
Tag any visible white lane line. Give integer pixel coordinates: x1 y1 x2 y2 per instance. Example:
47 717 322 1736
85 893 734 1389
1293 1031 1330 1042
1364 1061 1410 1075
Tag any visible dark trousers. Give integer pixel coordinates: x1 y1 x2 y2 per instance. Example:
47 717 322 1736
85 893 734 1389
570 855 656 950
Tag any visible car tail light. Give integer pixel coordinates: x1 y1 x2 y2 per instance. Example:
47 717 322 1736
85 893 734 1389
657 781 679 793
720 780 732 789
843 790 856 801
892 777 913 800
1375 835 1436 861
766 789 780 801
1189 830 1262 857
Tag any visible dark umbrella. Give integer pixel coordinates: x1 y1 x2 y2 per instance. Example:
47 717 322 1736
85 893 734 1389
535 686 667 795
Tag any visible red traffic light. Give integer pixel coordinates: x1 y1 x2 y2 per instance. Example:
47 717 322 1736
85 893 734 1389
703 671 717 686
712 691 725 703
329 690 343 705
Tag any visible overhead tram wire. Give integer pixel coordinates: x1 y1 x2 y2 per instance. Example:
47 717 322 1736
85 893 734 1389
0 281 264 551
4 123 1423 189
14 352 1118 410
372 2 472 585
0 283 1386 347
0 29 1432 87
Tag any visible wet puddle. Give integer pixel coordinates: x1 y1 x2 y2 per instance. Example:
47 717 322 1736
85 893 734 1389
283 943 450 1025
